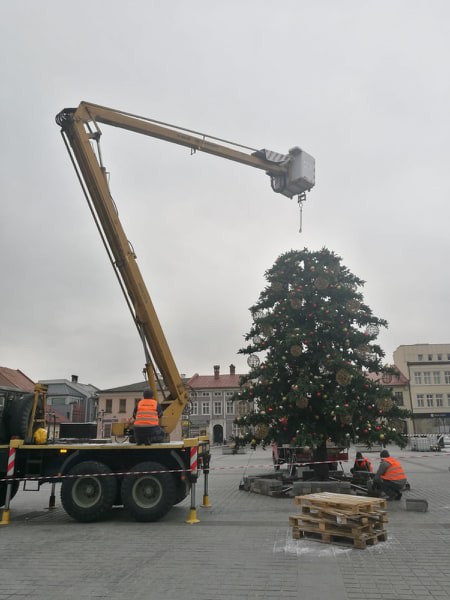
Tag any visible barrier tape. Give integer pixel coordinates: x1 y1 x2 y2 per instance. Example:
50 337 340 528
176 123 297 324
0 451 448 485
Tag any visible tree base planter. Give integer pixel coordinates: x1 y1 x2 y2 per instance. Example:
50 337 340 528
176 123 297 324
239 472 351 498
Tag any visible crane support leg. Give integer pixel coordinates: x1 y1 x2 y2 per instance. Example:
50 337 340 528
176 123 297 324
0 447 17 526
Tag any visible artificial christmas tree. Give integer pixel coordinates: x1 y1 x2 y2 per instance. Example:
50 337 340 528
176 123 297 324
234 248 409 477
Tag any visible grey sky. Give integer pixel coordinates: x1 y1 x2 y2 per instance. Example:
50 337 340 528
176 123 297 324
1 1 449 389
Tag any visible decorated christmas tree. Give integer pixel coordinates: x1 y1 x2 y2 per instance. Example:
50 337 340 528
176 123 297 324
234 248 409 465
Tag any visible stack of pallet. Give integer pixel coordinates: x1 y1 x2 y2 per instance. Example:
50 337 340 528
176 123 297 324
290 492 388 549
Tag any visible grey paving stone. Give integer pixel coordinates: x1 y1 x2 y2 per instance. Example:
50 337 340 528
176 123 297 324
2 445 450 599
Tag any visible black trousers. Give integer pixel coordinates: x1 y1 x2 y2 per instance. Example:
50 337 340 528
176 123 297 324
133 425 165 445
379 478 403 498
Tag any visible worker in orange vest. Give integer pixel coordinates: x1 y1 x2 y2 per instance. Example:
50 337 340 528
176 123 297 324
133 387 164 445
350 451 373 474
373 449 407 500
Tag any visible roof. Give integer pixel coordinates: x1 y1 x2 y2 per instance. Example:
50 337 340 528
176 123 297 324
0 366 35 392
39 379 99 399
187 373 243 390
100 377 190 394
100 380 149 394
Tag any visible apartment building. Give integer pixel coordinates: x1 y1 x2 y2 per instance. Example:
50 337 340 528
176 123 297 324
393 344 450 434
186 364 249 444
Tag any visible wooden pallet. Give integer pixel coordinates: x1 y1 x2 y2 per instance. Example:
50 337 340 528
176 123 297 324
292 526 388 549
291 492 388 550
294 492 387 513
289 513 385 537
296 503 389 525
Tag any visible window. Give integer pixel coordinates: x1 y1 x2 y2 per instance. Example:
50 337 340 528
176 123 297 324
103 423 111 438
191 392 197 398
445 371 450 384
214 391 222 397
428 354 433 361
436 394 443 407
202 402 210 415
191 402 198 415
394 392 404 406
214 401 222 415
225 391 234 397
226 400 234 414
433 371 441 385
202 392 210 397
418 354 423 361
423 372 431 384
447 394 450 407
426 394 433 407
119 398 126 413
414 372 422 385
417 394 424 407
105 399 112 413
437 354 442 361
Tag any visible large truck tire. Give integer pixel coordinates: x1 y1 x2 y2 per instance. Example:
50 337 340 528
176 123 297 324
174 479 190 505
60 461 117 522
9 394 34 440
0 479 19 507
121 461 176 522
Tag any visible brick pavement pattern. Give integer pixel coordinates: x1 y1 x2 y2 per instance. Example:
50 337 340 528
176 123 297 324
1 445 450 599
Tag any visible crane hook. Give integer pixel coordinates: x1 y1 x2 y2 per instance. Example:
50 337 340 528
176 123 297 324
297 192 306 233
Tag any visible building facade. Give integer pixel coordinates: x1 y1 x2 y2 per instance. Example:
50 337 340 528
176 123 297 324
186 364 249 444
97 380 184 440
393 344 450 434
39 375 99 424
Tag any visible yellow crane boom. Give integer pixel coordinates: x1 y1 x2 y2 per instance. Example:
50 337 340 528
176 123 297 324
56 101 315 434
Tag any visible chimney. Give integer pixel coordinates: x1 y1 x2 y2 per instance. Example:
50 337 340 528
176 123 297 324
229 364 236 376
71 375 78 383
213 365 220 379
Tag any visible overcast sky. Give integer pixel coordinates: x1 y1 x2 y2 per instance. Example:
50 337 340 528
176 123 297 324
1 1 449 389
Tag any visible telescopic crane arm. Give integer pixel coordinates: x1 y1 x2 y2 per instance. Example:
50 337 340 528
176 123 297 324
56 101 315 435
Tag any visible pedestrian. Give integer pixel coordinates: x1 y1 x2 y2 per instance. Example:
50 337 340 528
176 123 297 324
133 387 165 445
350 451 373 474
373 449 407 500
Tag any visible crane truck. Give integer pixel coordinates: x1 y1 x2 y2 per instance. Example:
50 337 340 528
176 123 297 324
0 102 315 523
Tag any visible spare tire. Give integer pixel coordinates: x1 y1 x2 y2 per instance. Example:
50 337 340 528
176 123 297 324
0 420 9 444
9 394 34 440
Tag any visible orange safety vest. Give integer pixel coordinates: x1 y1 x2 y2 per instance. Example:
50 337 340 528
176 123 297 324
134 398 159 427
380 456 406 481
355 457 373 472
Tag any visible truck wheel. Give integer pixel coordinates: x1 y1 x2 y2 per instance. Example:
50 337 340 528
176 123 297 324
173 478 190 505
9 394 34 439
61 461 117 522
121 461 176 522
0 479 19 507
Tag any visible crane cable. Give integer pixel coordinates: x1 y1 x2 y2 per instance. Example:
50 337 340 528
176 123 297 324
60 129 164 395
